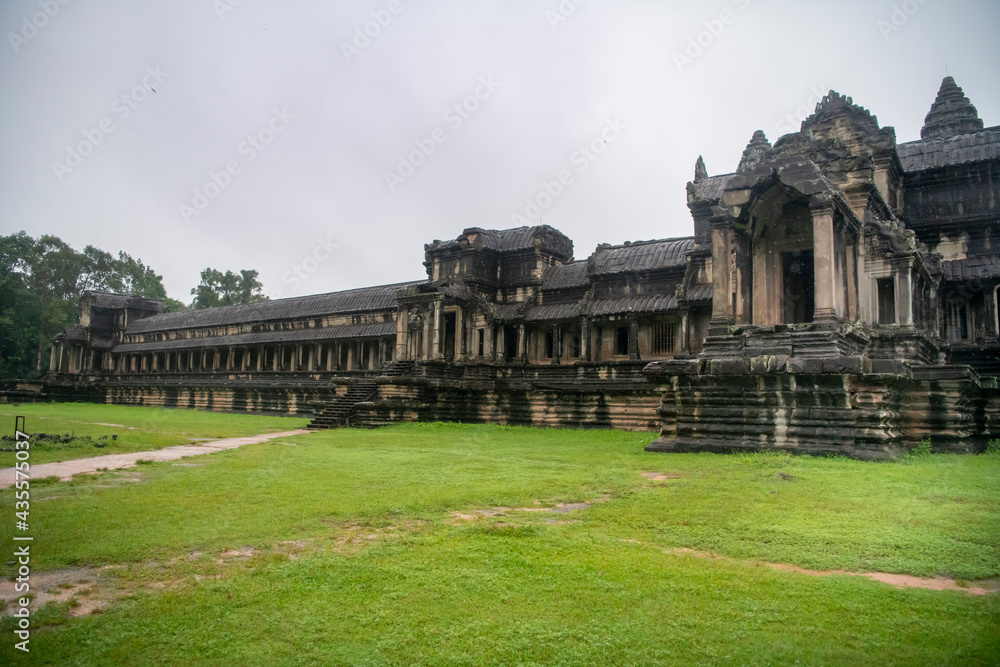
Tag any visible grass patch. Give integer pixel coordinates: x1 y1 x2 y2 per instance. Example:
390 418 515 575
0 410 997 664
0 403 307 465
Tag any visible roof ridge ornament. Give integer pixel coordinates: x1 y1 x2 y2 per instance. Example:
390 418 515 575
799 90 880 133
694 155 708 182
920 76 984 140
737 130 771 173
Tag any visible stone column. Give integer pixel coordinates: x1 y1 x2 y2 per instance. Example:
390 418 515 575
58 345 65 373
552 323 561 365
895 261 914 327
486 326 495 360
581 317 591 362
681 310 691 354
432 302 443 360
629 315 640 361
456 306 466 360
811 204 838 324
710 216 734 326
396 307 409 361
518 324 527 362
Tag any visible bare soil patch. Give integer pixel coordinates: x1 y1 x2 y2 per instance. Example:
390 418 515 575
661 545 1000 595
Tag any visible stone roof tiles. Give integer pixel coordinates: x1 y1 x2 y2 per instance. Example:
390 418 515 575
591 238 693 276
690 173 733 201
541 261 589 290
588 294 678 317
125 281 422 334
897 127 1000 172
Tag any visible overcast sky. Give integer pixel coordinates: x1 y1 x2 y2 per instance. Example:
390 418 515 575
2 0 998 303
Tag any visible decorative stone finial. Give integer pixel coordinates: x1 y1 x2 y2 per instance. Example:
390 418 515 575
694 155 708 182
920 76 984 140
737 130 771 172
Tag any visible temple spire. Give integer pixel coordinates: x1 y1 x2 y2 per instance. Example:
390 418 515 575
737 130 771 173
921 76 984 140
694 155 708 182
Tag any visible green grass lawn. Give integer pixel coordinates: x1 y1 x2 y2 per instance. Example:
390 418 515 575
1 407 998 665
0 403 308 465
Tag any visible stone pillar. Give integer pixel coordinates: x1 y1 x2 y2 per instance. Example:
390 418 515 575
581 317 591 362
432 302 443 360
552 323 561 365
845 242 859 321
518 324 527 362
456 306 466 360
594 321 603 362
986 286 999 342
629 315 640 361
895 261 914 327
378 339 386 368
396 307 409 361
347 343 355 371
811 204 838 324
327 344 334 371
710 216 734 326
681 310 691 354
57 345 65 373
486 326 495 360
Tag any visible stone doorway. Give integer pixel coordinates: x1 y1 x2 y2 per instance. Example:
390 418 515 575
782 250 815 324
444 312 457 360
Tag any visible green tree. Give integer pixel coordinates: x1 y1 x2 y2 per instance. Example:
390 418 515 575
0 232 179 379
191 268 268 309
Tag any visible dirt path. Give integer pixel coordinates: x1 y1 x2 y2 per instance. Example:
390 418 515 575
0 430 311 487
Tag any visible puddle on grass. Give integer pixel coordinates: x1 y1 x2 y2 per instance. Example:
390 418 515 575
656 545 1000 595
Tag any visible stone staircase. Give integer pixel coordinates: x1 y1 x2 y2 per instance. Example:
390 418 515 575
380 360 414 377
306 380 378 430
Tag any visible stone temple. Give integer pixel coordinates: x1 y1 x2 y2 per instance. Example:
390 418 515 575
42 78 999 457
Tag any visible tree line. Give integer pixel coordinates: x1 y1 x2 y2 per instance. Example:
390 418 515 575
0 232 266 380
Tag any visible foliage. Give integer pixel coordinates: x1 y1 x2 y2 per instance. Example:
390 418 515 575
190 267 268 309
0 408 997 664
986 439 1000 455
0 232 177 379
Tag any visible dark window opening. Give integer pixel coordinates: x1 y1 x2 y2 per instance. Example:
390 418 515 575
615 326 629 356
544 329 554 359
504 326 518 360
877 278 896 325
444 312 457 360
478 329 485 357
570 329 581 358
782 250 815 324
339 345 349 369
